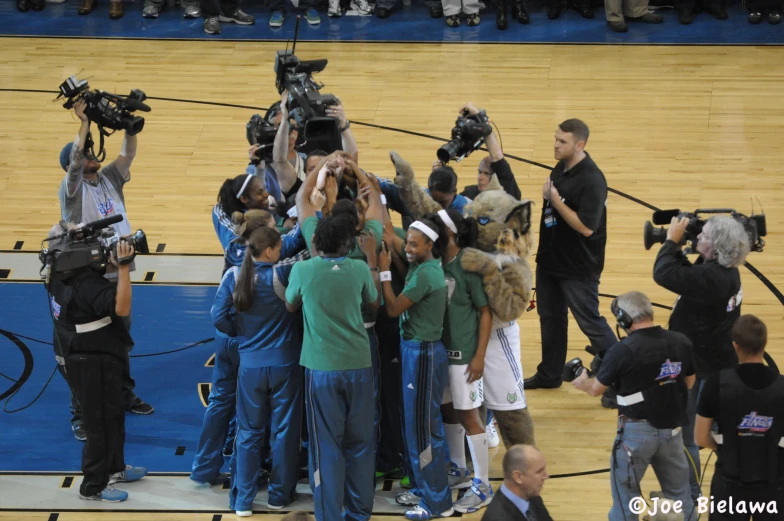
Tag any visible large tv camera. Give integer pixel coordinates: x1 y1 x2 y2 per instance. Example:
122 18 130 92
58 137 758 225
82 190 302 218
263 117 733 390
57 75 151 162
273 20 342 154
643 208 766 253
437 109 493 164
40 215 149 278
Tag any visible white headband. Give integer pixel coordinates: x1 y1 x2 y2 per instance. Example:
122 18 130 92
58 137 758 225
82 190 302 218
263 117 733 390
409 221 439 243
437 210 458 235
236 175 253 198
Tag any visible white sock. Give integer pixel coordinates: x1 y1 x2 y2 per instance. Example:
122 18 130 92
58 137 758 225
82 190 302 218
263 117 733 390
467 433 489 485
444 423 467 469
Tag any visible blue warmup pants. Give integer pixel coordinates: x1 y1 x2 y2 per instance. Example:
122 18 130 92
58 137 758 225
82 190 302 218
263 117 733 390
191 335 239 483
400 339 452 516
305 367 375 521
366 326 381 465
230 362 302 511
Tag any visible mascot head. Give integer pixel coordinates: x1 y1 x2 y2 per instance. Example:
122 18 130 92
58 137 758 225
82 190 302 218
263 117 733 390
464 175 534 258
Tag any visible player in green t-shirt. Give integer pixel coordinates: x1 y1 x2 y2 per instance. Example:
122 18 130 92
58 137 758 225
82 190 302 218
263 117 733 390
378 218 453 520
285 152 382 521
428 208 494 514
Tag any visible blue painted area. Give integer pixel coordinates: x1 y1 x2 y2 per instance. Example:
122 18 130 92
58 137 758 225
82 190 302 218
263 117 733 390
1 0 783 44
0 282 219 473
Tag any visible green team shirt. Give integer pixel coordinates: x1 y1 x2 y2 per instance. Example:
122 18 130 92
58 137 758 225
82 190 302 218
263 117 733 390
400 258 447 342
286 256 378 371
301 216 383 325
442 249 489 365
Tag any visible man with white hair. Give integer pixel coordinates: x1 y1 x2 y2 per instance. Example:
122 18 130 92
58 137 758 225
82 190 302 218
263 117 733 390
653 215 749 500
573 291 698 521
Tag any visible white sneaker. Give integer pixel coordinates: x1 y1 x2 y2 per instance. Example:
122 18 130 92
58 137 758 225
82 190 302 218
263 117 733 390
328 0 342 17
487 419 500 448
350 0 372 14
236 511 252 517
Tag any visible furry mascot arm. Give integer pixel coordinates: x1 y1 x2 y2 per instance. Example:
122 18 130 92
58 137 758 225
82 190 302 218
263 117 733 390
389 151 442 220
461 249 532 322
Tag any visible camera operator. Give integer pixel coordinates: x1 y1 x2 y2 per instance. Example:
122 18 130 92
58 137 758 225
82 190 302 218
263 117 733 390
695 315 784 521
265 91 358 211
48 237 147 502
525 119 617 394
653 215 748 500
572 291 697 521
59 99 153 417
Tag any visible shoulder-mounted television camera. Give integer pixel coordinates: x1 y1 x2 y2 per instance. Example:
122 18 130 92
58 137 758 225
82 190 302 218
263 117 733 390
437 109 493 164
40 215 149 279
643 207 766 253
246 114 278 165
57 75 151 162
272 21 342 155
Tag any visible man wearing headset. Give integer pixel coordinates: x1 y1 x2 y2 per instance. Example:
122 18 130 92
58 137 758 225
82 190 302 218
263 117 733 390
572 291 697 521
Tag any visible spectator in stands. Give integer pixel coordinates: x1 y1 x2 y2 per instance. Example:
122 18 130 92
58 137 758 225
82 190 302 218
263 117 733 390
605 0 662 32
16 0 44 12
375 0 443 19
202 0 255 34
143 0 202 19
268 0 322 28
747 0 781 23
442 0 481 26
675 0 727 23
77 0 124 18
327 0 372 18
544 0 593 20
496 0 529 30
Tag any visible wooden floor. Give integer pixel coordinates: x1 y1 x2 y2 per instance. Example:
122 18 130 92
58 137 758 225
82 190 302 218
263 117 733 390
2 37 784 521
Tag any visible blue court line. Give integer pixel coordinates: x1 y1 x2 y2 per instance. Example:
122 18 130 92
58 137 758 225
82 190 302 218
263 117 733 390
1 0 783 44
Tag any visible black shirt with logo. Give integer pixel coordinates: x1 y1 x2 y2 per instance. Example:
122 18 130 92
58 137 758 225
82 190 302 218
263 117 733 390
596 326 696 420
535 153 608 281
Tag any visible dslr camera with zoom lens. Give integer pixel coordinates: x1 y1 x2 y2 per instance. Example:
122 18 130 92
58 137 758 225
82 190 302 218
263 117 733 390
40 215 149 279
437 109 493 164
643 207 766 253
246 114 278 165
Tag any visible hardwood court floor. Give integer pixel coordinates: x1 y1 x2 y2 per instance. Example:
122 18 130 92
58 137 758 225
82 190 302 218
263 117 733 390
2 38 784 520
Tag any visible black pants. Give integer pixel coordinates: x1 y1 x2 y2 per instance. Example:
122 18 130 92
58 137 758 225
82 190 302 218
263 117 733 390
675 0 722 12
535 267 617 383
709 474 784 521
66 352 126 497
374 316 405 473
747 0 781 10
201 0 238 17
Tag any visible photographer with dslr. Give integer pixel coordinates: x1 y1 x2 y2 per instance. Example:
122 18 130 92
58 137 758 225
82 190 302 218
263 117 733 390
572 291 697 521
448 102 520 201
59 98 152 417
653 215 748 500
47 234 147 502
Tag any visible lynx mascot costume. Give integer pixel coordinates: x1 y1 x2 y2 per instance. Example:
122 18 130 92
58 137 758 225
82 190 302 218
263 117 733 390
389 151 536 447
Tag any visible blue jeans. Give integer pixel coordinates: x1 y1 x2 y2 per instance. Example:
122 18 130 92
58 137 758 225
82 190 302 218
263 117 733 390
535 267 617 383
681 378 706 500
609 421 697 521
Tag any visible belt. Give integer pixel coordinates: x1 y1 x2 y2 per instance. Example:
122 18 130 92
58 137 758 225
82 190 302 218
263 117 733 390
75 316 112 334
620 416 682 436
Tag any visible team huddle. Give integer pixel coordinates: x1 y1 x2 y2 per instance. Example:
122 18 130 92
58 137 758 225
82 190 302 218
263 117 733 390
196 142 537 520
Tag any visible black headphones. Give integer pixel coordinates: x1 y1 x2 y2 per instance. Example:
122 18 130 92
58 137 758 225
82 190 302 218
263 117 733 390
610 297 634 331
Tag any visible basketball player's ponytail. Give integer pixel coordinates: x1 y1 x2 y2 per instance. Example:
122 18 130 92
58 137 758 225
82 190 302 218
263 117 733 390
232 227 281 313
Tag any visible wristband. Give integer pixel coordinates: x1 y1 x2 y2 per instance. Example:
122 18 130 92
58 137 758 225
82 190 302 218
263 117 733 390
380 271 392 282
380 194 387 205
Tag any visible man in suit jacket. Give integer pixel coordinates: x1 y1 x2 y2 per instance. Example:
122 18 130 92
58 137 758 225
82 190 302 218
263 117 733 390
482 445 553 521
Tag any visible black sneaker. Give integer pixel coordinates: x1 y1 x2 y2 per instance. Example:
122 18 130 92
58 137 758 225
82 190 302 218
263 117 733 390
73 423 87 442
128 396 154 415
219 8 255 25
204 16 221 33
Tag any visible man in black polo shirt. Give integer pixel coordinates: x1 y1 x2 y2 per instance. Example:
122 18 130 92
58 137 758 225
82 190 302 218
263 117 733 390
525 119 617 393
573 291 697 521
696 315 784 521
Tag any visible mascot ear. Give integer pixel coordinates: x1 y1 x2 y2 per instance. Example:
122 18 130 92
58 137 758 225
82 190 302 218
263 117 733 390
504 200 533 236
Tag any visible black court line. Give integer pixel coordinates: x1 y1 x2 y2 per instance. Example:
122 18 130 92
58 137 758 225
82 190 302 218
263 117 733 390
13 241 23 250
212 515 223 521
175 446 186 456
0 34 779 47
60 477 73 488
47 514 59 521
0 269 10 279
156 243 166 253
144 271 155 282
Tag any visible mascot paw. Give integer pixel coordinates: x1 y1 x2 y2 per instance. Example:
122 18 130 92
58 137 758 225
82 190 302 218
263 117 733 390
390 151 415 183
460 248 497 277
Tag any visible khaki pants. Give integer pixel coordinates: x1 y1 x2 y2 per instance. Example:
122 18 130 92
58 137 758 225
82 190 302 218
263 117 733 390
604 0 648 21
